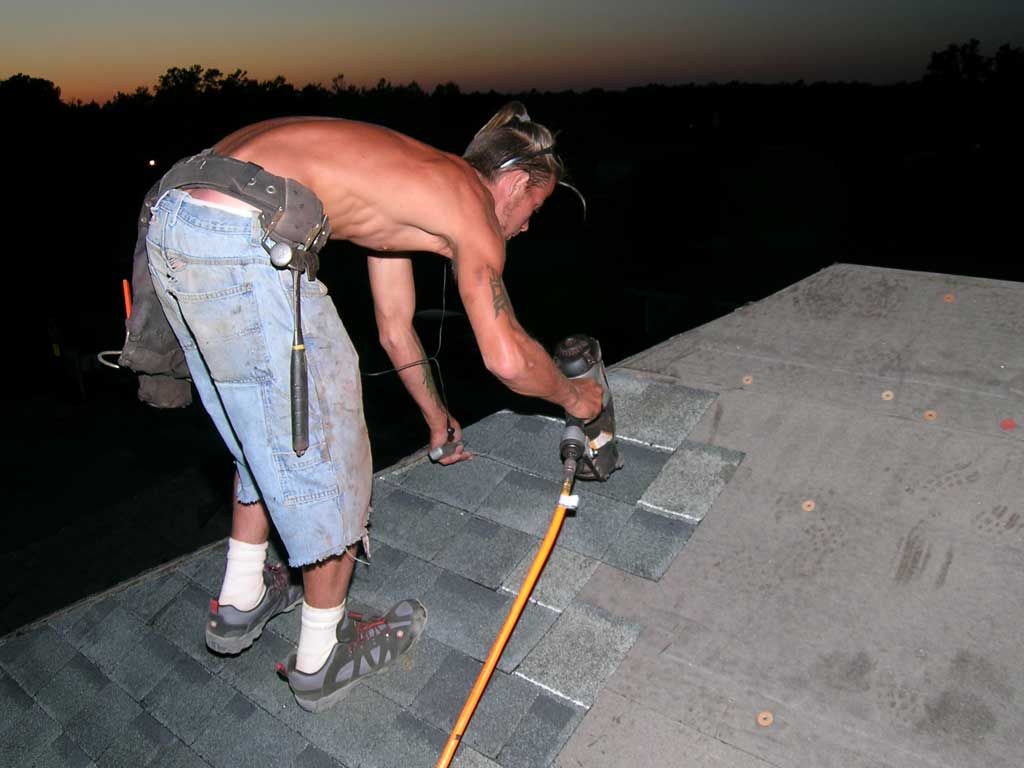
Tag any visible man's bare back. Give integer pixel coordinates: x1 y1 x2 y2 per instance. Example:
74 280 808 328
191 117 498 260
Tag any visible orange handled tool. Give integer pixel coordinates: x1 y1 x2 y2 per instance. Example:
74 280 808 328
122 279 132 319
436 468 578 767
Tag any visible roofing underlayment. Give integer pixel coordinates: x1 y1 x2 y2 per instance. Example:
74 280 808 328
2 263 1021 767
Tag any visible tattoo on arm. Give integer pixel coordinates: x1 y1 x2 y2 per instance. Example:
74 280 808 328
417 338 444 408
488 267 511 319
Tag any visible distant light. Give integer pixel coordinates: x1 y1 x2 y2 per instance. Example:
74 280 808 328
148 159 157 167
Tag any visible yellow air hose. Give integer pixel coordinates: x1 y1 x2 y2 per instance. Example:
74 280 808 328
436 462 578 768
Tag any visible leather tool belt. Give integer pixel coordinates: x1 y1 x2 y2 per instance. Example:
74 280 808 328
157 149 330 279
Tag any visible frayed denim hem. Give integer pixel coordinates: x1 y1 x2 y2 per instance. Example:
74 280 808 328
235 462 261 504
288 528 368 568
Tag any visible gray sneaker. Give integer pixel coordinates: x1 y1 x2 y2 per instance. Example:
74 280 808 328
277 599 427 713
206 563 303 655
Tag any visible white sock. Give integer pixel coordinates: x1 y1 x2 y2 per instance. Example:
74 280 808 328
296 601 346 674
218 538 268 611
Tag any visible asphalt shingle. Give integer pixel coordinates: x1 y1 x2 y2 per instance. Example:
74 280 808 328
346 541 409 607
601 507 698 580
365 634 452 708
475 471 565 538
484 416 565 481
289 684 402 767
475 470 637 561
64 681 143 759
367 551 444 612
0 704 61 767
494 692 584 768
420 572 557 670
114 571 190 624
411 649 540 758
500 601 561 674
459 410 519 455
639 439 744 522
142 653 235 745
256 598 304 645
452 746 503 767
179 543 228 595
147 741 211 768
607 368 717 449
33 652 108 725
94 712 178 768
291 744 345 768
580 440 672 506
108 631 185 701
433 516 536 590
557 489 637 560
395 455 513 513
192 692 308 768
215 624 296 716
0 668 35 737
152 583 225 673
0 625 79 696
47 597 99 640
500 546 598 613
70 601 152 677
27 732 94 768
366 709 451 768
371 476 401 508
420 572 509 660
516 602 641 707
57 599 120 650
369 488 471 561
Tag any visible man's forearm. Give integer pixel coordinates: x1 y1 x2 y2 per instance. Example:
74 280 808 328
490 329 577 411
381 327 448 429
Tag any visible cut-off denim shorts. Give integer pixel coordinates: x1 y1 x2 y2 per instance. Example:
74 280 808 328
146 189 371 567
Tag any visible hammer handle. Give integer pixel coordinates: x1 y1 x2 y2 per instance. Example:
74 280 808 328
290 271 309 456
291 343 309 455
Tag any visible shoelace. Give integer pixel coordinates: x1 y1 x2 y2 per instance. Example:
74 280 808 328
348 616 390 652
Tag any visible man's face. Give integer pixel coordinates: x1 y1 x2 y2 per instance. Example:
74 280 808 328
497 173 556 240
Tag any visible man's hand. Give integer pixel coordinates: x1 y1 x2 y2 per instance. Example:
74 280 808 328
429 416 472 465
566 378 604 422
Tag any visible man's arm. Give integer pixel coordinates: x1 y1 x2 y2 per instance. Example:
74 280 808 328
453 227 602 420
367 253 468 460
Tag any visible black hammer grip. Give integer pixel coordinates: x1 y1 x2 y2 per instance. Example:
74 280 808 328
291 342 309 456
290 271 309 456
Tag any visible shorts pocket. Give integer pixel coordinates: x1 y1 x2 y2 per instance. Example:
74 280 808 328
173 282 272 383
273 443 341 507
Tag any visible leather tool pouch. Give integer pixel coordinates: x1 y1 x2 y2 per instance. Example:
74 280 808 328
119 151 330 408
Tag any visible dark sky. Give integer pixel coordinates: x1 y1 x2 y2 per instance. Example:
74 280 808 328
4 1 1023 102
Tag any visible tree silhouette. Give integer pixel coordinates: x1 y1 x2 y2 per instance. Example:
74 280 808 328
992 43 1024 86
925 39 991 85
0 72 63 113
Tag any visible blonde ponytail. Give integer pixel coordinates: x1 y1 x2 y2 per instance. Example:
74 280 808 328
463 101 563 187
471 101 532 139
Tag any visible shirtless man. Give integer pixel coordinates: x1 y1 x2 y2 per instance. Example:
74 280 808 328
144 102 602 711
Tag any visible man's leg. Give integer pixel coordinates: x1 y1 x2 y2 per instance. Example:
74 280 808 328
295 548 357 673
207 472 303 655
217 473 273 611
230 475 271 544
302 549 356 607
